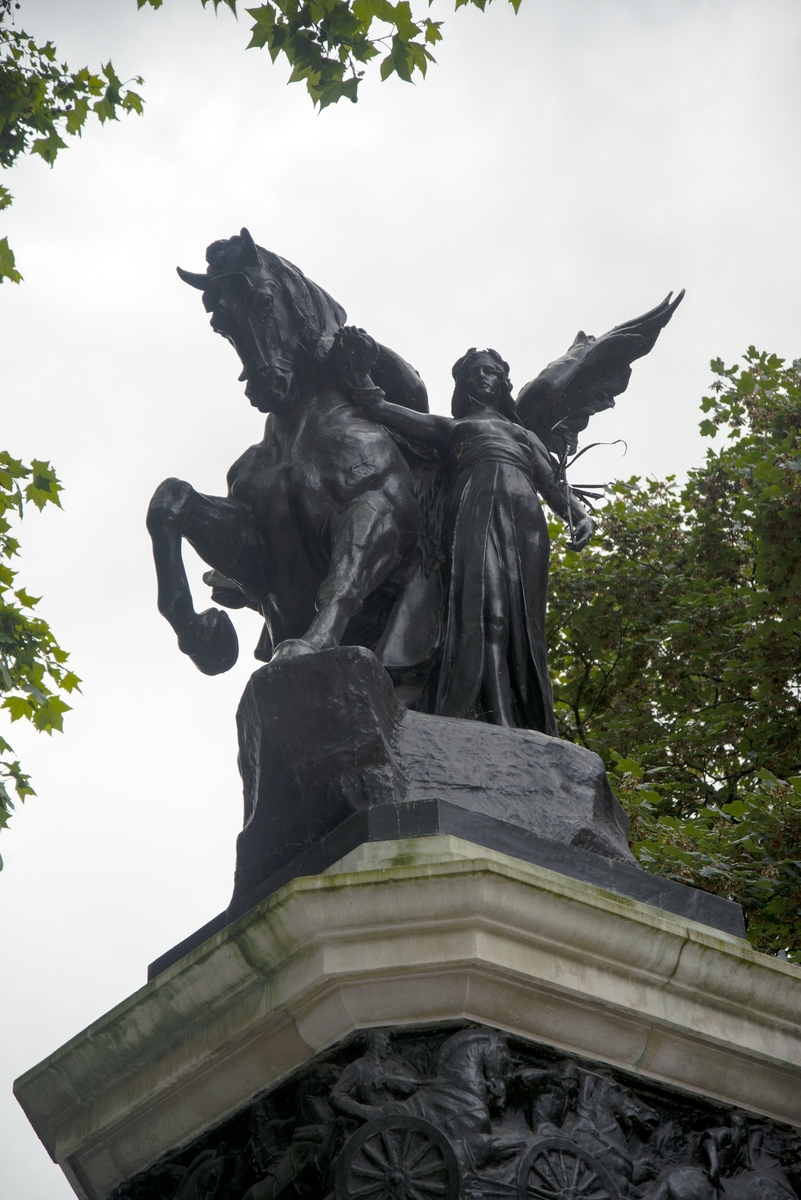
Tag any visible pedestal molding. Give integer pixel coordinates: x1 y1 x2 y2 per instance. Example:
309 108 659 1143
14 838 801 1199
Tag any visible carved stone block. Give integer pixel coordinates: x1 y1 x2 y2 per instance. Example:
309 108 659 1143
225 646 742 946
234 645 632 895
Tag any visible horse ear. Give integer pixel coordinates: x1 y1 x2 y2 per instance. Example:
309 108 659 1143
239 227 259 266
176 266 209 290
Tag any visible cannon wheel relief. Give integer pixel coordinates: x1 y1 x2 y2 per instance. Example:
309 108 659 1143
517 1137 619 1200
335 1115 461 1200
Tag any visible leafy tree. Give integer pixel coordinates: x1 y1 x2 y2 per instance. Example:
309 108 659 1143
1 0 134 857
0 454 80 865
0 0 143 281
139 0 519 110
548 349 801 961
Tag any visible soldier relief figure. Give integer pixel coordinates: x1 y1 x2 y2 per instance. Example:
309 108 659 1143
147 228 684 734
111 1027 801 1200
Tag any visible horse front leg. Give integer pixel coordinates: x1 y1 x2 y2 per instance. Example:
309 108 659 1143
146 477 240 676
272 491 404 660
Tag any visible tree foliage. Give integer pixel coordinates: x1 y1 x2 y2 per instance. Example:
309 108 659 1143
548 349 801 961
139 0 519 110
0 453 80 865
0 0 143 281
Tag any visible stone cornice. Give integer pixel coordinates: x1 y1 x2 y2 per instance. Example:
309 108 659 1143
14 838 801 1200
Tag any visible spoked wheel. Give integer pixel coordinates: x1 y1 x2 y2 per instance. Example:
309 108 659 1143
335 1115 460 1200
517 1138 619 1200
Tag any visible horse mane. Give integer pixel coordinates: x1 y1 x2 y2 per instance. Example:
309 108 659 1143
265 249 348 364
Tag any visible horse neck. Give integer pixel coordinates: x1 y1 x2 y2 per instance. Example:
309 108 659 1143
578 1086 624 1138
436 1040 493 1100
266 360 345 438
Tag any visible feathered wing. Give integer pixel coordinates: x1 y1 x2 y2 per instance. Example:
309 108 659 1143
516 290 685 458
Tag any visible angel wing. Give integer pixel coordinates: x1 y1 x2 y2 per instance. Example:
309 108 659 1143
516 290 684 458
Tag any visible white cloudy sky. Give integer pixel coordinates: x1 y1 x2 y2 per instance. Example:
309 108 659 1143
1 0 800 1194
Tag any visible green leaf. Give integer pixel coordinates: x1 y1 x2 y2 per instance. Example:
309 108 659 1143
0 237 22 284
31 130 69 164
24 460 63 510
13 587 40 608
0 449 78 856
393 1 420 39
423 18 443 44
3 695 33 723
64 96 90 136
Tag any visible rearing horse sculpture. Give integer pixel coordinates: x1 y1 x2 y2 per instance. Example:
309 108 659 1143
147 229 437 677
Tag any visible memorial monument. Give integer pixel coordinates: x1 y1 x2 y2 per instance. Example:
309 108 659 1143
14 231 801 1199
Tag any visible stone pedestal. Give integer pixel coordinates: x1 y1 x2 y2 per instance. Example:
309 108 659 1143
148 649 743 978
233 646 635 894
15 838 801 1200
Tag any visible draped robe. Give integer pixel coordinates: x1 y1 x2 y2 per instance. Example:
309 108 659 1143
428 413 559 735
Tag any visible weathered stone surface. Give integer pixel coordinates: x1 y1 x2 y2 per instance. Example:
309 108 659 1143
15 839 801 1200
397 709 631 857
233 645 632 904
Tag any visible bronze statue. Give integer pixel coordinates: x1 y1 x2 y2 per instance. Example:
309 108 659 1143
348 341 593 732
147 229 683 734
147 230 436 679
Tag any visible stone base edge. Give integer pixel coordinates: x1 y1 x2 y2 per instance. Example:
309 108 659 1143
148 801 744 979
14 837 801 1200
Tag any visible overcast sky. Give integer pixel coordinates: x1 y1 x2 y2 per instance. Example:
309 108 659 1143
2 1 800 1194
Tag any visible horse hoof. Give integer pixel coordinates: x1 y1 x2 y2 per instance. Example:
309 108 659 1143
270 637 317 663
178 608 239 675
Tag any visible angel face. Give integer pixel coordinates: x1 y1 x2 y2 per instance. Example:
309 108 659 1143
462 354 507 408
451 347 515 420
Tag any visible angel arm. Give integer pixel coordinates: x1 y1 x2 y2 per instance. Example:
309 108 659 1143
516 290 684 458
542 485 595 552
326 325 449 453
526 431 595 550
361 396 451 459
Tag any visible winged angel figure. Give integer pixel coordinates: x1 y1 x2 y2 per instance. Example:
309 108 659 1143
354 291 684 733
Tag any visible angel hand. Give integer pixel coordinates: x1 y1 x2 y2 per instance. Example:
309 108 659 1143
342 325 380 375
567 514 595 552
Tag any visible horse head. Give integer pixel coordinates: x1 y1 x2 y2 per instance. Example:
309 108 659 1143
435 1030 512 1111
177 228 346 415
578 1072 658 1136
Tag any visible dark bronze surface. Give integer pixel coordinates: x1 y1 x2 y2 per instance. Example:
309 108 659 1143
148 230 682 733
111 1023 800 1200
143 234 712 950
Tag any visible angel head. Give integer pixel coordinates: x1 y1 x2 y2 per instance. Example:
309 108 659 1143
451 348 520 423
